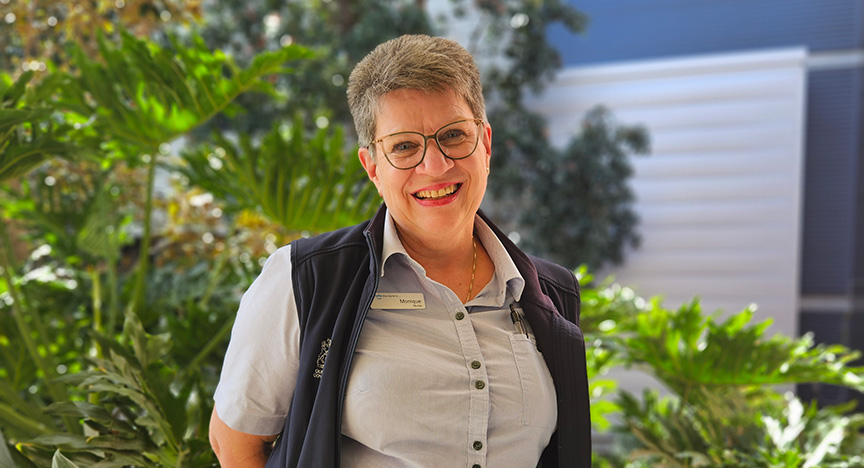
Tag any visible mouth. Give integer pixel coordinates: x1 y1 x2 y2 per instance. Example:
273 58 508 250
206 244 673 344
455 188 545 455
413 183 462 201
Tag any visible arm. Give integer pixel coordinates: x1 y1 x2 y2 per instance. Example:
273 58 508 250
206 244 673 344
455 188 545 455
210 245 301 465
210 407 278 468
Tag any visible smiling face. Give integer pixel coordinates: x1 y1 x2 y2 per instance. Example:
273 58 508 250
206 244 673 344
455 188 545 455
359 88 492 244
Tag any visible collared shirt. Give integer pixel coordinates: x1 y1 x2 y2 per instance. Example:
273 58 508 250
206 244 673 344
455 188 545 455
214 212 557 467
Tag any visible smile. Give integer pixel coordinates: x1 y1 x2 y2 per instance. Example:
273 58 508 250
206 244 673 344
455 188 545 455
413 183 461 200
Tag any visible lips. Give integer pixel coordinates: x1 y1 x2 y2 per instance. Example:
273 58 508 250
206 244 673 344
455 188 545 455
413 183 461 200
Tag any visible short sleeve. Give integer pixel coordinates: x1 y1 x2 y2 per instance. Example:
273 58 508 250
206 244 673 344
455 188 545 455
213 245 300 436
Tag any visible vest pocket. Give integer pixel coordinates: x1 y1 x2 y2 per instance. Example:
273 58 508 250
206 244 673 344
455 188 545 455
509 334 557 429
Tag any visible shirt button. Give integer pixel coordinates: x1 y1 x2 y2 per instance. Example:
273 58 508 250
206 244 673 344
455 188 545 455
475 380 485 390
471 360 481 369
473 441 483 450
473 465 482 468
455 311 465 320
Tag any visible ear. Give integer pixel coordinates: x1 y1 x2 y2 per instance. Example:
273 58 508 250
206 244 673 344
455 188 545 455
358 146 381 193
481 122 492 169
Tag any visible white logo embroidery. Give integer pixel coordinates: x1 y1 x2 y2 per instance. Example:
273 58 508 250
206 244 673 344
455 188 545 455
313 339 332 379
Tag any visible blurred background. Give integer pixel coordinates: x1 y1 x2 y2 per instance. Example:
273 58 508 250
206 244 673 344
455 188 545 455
1 1 863 466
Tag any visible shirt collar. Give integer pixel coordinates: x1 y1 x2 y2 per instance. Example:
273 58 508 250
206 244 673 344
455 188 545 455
379 209 525 303
380 211 424 277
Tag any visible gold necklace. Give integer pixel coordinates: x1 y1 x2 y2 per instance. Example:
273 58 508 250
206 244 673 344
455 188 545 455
466 236 477 303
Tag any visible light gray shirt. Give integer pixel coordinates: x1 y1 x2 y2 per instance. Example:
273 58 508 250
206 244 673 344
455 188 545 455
214 212 557 467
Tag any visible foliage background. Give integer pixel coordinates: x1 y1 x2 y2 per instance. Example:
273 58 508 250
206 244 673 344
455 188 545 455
1 1 863 467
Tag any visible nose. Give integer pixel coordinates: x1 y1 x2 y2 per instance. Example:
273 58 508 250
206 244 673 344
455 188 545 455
415 137 454 176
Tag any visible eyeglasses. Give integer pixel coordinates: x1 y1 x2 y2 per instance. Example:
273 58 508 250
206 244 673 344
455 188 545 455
367 118 484 170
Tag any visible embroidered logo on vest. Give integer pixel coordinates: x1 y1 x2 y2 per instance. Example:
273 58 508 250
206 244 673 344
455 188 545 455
313 338 332 379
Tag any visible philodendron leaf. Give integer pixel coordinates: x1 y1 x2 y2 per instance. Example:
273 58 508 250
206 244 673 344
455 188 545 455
51 450 81 468
179 117 380 234
625 298 864 394
0 70 99 184
62 29 313 155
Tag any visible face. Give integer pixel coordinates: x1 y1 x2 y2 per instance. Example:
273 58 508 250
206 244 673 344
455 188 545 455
359 88 492 244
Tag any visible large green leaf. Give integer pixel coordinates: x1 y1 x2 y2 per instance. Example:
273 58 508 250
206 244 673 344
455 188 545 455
0 72 80 183
61 30 312 154
25 315 201 466
179 116 379 233
620 299 864 398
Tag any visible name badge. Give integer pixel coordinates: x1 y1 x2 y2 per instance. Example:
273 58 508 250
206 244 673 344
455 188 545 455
371 293 426 309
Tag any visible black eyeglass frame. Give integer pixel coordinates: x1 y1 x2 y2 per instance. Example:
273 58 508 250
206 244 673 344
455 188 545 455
366 118 485 170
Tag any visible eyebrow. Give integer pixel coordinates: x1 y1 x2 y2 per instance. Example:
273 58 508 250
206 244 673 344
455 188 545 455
377 117 474 137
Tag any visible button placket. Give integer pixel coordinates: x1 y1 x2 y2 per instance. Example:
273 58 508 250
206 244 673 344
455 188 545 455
443 292 489 468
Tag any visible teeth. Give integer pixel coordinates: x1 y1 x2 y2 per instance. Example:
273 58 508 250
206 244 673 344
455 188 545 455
415 184 458 200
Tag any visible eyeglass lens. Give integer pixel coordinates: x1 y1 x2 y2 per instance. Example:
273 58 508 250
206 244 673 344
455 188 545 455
381 120 480 169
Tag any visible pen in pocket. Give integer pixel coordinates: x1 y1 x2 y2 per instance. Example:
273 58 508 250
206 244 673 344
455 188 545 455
509 303 529 339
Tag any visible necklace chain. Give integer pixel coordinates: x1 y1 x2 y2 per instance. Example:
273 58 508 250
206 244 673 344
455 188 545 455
466 236 477 303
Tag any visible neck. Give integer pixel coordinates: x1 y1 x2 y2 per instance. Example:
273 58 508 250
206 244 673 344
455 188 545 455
396 224 476 272
393 218 494 304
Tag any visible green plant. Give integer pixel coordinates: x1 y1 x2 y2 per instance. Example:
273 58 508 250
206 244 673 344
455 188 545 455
58 30 311 312
1 71 82 181
1 71 84 437
613 391 864 468
0 28 316 466
17 313 217 467
495 106 650 270
622 300 864 400
177 115 379 233
580 280 864 468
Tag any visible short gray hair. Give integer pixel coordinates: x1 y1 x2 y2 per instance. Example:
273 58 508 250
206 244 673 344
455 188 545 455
347 34 486 147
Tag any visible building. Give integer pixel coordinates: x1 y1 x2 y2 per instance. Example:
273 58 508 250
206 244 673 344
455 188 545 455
536 0 864 406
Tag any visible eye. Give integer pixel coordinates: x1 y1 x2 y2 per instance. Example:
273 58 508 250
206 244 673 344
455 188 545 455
439 128 467 143
388 140 420 155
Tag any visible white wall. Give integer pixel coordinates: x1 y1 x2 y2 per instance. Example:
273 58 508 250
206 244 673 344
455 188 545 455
528 48 808 337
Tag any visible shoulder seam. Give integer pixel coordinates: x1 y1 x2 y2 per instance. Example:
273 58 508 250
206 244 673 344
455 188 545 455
537 272 579 298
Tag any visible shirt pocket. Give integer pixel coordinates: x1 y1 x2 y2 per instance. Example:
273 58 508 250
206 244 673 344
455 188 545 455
509 334 558 429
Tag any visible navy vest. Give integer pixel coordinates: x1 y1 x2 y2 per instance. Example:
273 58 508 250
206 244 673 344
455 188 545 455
265 206 591 468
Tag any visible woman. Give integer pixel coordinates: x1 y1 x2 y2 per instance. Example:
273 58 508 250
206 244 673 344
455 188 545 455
209 34 591 468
